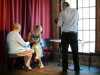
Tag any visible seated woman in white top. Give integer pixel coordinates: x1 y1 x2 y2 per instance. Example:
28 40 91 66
7 23 33 71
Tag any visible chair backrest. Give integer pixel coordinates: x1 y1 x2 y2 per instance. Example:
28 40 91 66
40 38 50 48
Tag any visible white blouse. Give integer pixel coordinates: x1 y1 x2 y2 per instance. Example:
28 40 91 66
7 31 31 54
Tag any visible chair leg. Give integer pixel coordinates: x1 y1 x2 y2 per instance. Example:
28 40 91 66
8 58 16 71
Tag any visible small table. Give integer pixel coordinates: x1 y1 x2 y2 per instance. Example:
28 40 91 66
50 39 61 65
50 39 61 43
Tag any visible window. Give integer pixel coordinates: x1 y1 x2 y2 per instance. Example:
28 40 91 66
65 0 96 53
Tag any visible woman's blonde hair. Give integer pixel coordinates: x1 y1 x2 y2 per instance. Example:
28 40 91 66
34 25 42 33
12 23 21 30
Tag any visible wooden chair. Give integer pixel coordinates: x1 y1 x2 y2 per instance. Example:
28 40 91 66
8 54 24 71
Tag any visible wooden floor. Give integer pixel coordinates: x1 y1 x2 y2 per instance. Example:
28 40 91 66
0 62 100 75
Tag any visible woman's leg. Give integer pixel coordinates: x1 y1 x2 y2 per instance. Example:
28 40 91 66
16 50 32 70
38 58 44 68
24 50 32 70
32 44 44 68
24 56 32 69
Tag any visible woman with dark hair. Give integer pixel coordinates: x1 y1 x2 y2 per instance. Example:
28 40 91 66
57 2 80 73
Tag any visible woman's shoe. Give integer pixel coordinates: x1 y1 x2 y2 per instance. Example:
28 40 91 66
28 66 32 71
24 66 32 72
39 64 44 68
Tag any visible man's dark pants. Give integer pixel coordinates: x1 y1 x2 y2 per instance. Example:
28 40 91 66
61 32 80 72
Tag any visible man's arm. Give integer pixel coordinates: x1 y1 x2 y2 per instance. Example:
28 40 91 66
57 13 63 27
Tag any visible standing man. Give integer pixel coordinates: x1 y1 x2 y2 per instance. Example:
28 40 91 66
57 2 80 73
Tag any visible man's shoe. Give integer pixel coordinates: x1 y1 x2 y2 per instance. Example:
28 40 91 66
74 68 80 73
61 71 67 75
75 71 80 75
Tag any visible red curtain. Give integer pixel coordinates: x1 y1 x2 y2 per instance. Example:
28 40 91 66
0 0 51 67
31 0 51 39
